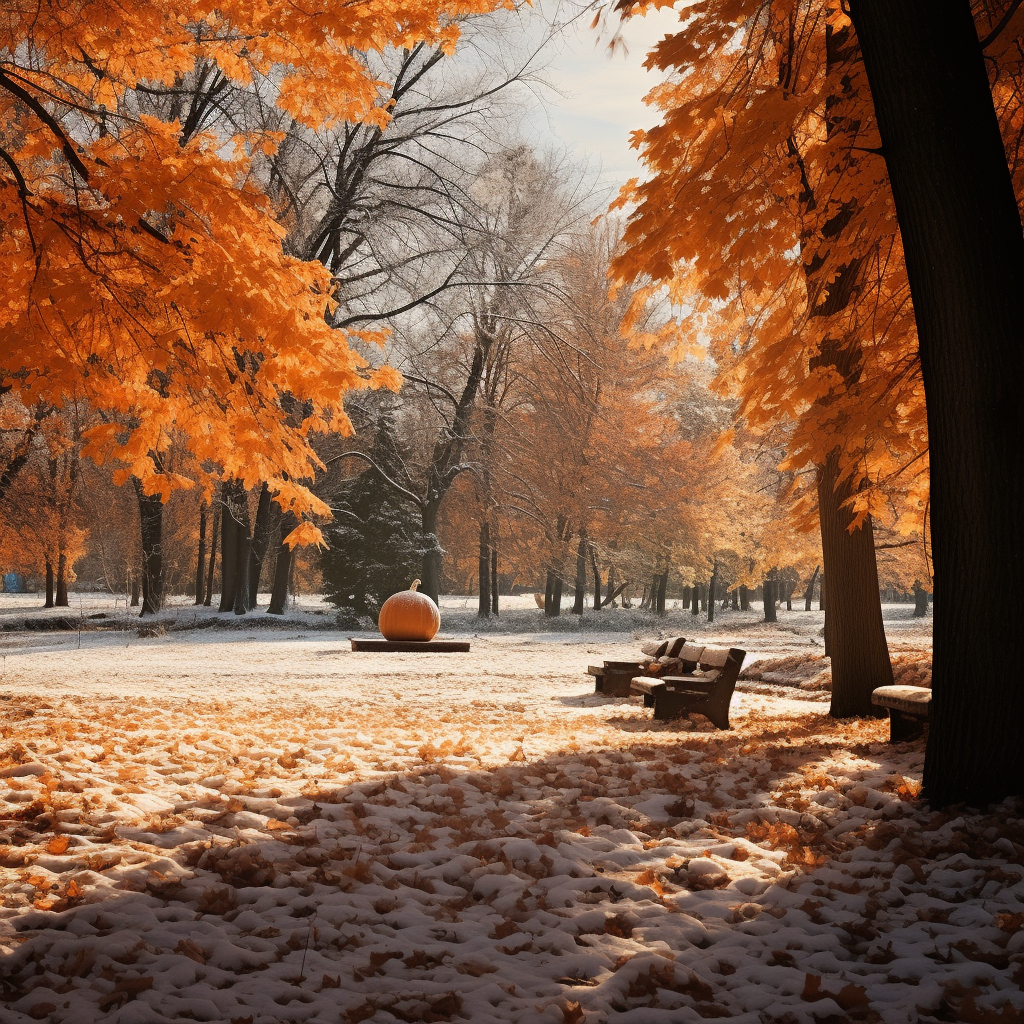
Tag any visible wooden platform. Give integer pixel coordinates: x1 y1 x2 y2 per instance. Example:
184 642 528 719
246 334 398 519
349 639 471 653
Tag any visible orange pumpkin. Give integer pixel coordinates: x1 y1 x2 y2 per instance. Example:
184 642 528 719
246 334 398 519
378 580 440 642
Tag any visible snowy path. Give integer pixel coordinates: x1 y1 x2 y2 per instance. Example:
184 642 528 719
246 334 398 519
2 615 1020 1024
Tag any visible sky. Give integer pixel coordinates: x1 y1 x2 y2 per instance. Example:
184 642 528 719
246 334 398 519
522 4 684 192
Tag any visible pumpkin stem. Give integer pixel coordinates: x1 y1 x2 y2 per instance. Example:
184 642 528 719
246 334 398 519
410 579 421 591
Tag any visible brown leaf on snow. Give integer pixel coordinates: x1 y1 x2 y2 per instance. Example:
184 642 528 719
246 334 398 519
45 835 69 854
560 1000 586 1023
97 975 154 1011
801 974 869 1010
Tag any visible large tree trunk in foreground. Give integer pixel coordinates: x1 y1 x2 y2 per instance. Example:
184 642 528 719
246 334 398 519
851 1 1024 805
817 452 892 716
133 481 164 616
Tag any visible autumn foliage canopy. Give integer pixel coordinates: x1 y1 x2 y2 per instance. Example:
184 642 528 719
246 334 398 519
0 0 504 541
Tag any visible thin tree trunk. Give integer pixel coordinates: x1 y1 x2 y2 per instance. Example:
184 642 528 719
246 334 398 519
656 571 668 615
818 573 825 611
590 545 602 611
731 588 739 611
763 575 777 624
572 533 587 615
268 512 298 615
133 480 164 617
914 582 929 618
204 505 219 608
491 544 499 617
817 453 892 716
739 585 749 612
804 565 820 612
247 483 275 608
478 520 491 619
785 582 793 612
44 558 54 608
130 577 140 608
232 491 252 616
218 484 239 613
707 562 718 624
690 583 699 616
195 502 208 605
55 551 68 607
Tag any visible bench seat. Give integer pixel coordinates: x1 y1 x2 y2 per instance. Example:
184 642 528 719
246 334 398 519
630 645 745 729
871 684 931 742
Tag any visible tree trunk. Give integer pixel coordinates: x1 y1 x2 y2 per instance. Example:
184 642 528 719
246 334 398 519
785 582 793 612
914 582 929 617
804 565 820 612
763 575 777 623
544 569 555 616
851 0 1024 804
731 587 739 611
204 505 219 608
491 544 499 617
55 551 68 607
247 483 275 608
130 577 140 607
604 566 616 608
44 558 54 608
572 533 587 615
419 505 442 606
656 571 668 615
268 512 298 615
232 491 252 616
133 481 164 617
707 562 718 624
739 585 749 612
690 584 699 616
478 520 491 618
591 546 602 611
195 502 208 605
817 452 892 716
218 485 239 613
818 572 825 611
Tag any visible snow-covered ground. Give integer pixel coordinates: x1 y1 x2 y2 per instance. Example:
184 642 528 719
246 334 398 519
3 600 1017 1024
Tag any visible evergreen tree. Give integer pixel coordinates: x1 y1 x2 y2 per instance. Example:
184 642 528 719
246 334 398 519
320 410 421 616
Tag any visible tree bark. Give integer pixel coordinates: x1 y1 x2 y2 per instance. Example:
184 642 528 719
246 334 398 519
490 544 499 617
656 570 668 615
130 577 140 607
204 505 219 607
731 587 739 611
572 533 587 615
591 546 602 611
55 551 68 607
817 452 892 715
707 562 718 624
804 565 820 612
690 583 699 616
247 483 276 608
763 575 777 623
914 582 929 617
268 512 298 615
195 502 208 605
44 558 54 608
739 585 749 612
478 519 491 618
133 480 164 617
218 485 239 613
232 491 252 616
850 0 1024 804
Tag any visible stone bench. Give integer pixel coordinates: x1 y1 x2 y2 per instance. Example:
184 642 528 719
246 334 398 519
871 684 931 742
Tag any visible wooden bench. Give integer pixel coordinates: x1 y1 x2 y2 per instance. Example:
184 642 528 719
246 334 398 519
587 660 648 696
630 644 746 728
587 637 692 697
871 685 931 742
